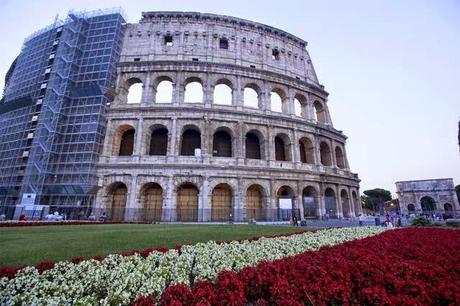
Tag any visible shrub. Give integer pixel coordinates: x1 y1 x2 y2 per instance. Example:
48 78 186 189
446 219 460 227
411 217 431 226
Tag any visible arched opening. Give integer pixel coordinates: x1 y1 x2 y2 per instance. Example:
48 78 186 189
407 204 415 212
108 183 127 222
335 146 345 169
118 127 135 156
270 91 283 113
214 80 232 105
275 134 291 161
184 79 203 103
141 183 163 222
294 94 307 118
245 184 264 221
245 131 263 159
313 100 327 123
352 191 359 216
341 189 350 218
243 84 259 108
302 186 318 219
320 142 332 166
180 126 201 156
444 203 453 217
177 183 199 221
211 183 233 221
156 79 173 103
149 126 168 156
420 196 436 214
277 185 297 221
126 79 143 104
299 137 315 164
213 129 232 157
324 188 337 218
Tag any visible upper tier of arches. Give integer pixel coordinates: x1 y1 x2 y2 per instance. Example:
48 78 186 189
118 73 332 125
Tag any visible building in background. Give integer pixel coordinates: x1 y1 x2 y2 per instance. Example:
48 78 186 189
395 178 459 217
0 9 125 216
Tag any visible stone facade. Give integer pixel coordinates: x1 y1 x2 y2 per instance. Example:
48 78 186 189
396 178 459 216
95 12 361 222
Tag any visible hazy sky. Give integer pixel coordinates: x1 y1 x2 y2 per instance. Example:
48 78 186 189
0 0 459 195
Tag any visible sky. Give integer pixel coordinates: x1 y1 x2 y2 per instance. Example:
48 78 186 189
0 0 459 196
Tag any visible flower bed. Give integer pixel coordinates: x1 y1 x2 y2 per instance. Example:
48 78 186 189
156 227 460 305
0 227 385 305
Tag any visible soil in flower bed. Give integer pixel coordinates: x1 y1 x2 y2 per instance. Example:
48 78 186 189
0 224 307 267
156 228 460 305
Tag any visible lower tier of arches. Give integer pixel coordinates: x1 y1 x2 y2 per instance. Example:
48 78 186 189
96 174 361 222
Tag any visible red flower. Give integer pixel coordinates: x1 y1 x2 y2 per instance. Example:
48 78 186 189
132 295 157 306
35 261 55 274
190 280 217 305
214 271 246 306
161 283 192 306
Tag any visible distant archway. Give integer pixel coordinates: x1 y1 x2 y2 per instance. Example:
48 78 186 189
141 183 163 222
324 188 337 218
302 186 318 218
211 184 233 221
420 196 436 213
108 183 127 221
245 184 264 221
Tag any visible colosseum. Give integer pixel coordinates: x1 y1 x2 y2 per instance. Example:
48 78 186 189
95 11 362 222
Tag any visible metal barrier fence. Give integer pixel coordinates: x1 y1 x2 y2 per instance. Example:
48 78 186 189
0 205 304 223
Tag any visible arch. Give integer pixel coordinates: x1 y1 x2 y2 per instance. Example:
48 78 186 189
302 186 318 218
180 125 201 156
107 182 127 221
299 137 315 164
155 78 173 103
184 78 203 103
340 189 350 218
212 128 232 157
320 141 332 166
275 133 291 161
407 203 415 212
313 100 327 123
270 91 283 113
335 146 346 169
177 183 199 221
420 196 436 213
140 183 163 222
243 84 260 108
113 125 135 156
211 183 233 221
324 187 337 218
126 78 143 104
214 80 232 105
277 185 297 221
294 94 307 118
245 130 263 159
352 191 359 216
149 125 168 156
245 184 264 221
444 203 453 217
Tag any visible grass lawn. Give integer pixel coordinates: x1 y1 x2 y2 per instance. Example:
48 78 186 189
0 224 306 267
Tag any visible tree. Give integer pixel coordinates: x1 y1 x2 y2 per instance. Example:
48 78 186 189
362 188 392 214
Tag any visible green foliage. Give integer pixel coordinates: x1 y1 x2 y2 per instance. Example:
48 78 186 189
446 219 460 228
411 217 432 226
362 188 392 212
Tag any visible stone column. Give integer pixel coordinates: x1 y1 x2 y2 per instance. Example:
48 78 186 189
141 74 153 104
201 177 209 222
204 74 212 108
235 76 242 109
125 175 139 221
331 140 338 168
102 119 113 158
134 118 144 158
173 72 183 105
169 117 178 158
292 129 300 168
336 186 344 219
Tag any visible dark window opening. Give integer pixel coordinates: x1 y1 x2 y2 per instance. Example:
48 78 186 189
219 38 229 49
134 58 140 62
149 128 168 156
272 49 280 60
180 129 201 156
213 130 232 157
275 136 286 161
192 58 199 62
250 65 256 68
119 129 135 156
245 133 261 159
164 35 173 46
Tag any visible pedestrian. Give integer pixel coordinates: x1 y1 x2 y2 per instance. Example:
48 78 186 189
358 213 364 226
292 214 298 226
